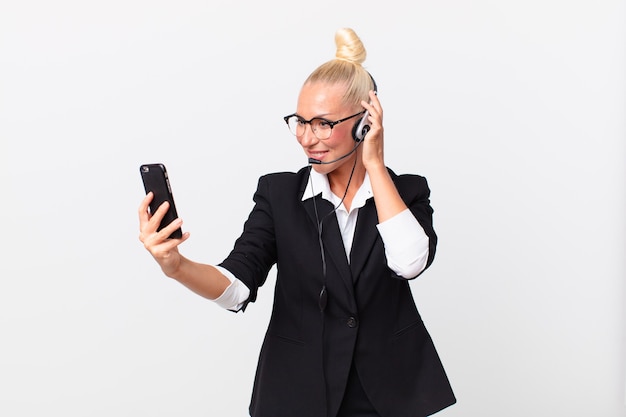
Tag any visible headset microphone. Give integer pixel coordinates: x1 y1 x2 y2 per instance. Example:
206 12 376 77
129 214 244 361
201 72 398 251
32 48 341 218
308 140 363 165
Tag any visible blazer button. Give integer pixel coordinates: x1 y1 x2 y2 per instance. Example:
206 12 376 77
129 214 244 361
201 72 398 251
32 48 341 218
346 317 358 328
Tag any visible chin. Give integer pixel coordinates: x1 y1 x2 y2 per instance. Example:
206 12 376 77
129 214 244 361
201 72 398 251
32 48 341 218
311 164 333 174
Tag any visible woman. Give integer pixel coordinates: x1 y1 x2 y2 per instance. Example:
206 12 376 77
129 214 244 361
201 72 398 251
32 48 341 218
139 28 455 417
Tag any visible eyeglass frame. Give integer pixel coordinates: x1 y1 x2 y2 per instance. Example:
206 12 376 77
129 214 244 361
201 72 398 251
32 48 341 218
283 110 365 140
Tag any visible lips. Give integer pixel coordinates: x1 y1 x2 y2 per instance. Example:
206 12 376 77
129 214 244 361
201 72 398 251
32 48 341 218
308 150 328 160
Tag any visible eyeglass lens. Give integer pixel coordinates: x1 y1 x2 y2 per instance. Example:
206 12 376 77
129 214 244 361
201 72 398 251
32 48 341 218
287 116 333 140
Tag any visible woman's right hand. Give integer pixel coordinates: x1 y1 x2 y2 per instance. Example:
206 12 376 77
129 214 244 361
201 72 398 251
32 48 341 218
138 192 190 277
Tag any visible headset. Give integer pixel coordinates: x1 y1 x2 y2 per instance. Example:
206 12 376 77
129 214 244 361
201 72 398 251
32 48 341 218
352 72 378 143
308 72 378 165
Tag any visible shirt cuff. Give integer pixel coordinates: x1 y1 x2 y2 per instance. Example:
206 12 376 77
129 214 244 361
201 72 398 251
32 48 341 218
376 208 429 278
212 266 250 311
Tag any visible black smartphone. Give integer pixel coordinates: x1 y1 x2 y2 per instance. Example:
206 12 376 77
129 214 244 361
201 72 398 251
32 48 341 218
140 163 182 239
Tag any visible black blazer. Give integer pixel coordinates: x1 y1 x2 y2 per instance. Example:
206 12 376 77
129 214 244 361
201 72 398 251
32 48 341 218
220 167 455 417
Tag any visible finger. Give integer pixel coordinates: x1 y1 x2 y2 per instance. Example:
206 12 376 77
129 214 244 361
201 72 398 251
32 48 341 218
148 231 190 259
154 200 170 217
365 91 382 117
369 89 380 106
140 199 171 237
362 100 380 120
140 219 187 249
138 192 154 222
361 103 381 131
158 217 183 239
145 200 170 228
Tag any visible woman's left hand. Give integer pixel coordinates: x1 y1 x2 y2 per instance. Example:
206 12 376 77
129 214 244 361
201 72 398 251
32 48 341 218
360 90 385 171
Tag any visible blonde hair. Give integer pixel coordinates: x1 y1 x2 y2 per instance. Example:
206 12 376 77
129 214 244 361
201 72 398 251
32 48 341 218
304 28 375 107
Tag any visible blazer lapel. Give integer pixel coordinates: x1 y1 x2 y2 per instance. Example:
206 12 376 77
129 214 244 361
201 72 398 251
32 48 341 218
301 194 355 300
349 198 379 282
322 208 355 297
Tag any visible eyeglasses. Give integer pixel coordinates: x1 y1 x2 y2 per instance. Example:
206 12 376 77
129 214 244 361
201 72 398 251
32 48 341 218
283 111 365 140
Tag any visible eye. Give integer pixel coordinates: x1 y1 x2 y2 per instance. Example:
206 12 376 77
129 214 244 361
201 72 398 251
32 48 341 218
315 119 332 129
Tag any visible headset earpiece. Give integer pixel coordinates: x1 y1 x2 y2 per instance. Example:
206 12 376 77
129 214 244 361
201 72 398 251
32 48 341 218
352 112 370 142
351 72 378 142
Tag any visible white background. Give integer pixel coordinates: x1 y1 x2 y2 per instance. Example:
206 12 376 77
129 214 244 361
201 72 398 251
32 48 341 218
1 1 625 416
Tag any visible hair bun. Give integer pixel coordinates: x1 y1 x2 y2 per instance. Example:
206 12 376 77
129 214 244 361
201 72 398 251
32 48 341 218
334 28 366 65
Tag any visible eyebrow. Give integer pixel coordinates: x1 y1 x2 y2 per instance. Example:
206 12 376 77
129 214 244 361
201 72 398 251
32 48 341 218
294 113 334 120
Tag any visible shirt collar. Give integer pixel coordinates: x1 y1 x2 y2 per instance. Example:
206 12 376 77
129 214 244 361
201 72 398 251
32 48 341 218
302 168 373 211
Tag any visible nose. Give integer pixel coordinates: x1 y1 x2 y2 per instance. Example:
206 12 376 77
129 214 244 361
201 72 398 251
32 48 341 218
298 124 320 146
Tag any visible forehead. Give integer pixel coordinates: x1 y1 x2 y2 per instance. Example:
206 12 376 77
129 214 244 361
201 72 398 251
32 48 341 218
296 82 348 117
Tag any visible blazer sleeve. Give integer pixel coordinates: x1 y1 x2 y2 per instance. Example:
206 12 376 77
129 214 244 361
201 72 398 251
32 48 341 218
218 175 277 310
392 172 438 279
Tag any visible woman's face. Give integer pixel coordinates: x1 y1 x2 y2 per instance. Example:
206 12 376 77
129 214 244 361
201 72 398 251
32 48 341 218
295 82 362 174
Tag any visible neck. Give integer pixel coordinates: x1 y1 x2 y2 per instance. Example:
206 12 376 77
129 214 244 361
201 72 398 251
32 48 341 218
328 157 365 211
